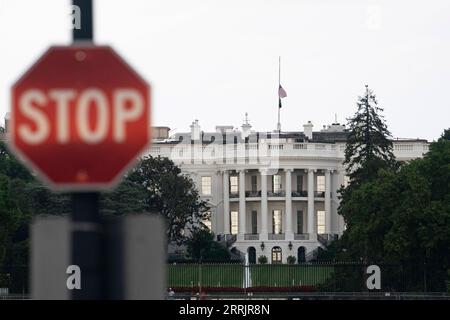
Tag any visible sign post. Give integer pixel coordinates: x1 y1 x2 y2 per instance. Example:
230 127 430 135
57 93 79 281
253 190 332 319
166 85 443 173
10 0 158 299
71 0 102 299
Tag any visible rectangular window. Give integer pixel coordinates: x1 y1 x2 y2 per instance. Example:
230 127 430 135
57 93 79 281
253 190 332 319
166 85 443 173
272 175 281 193
296 175 303 191
230 176 238 194
201 176 212 195
317 175 325 192
272 210 282 234
203 212 212 231
230 211 238 235
317 210 325 234
251 176 257 192
297 210 303 234
251 210 258 234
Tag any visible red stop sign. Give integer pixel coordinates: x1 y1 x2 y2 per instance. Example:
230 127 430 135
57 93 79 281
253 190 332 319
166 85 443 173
9 45 151 191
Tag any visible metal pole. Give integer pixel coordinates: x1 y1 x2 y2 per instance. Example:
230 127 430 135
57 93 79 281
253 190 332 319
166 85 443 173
73 0 94 41
71 0 103 299
71 193 103 299
277 56 281 132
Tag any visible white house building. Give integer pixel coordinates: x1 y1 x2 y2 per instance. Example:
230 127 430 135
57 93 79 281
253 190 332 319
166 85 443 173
147 117 429 263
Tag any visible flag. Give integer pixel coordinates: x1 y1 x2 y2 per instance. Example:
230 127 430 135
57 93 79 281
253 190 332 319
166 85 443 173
278 85 287 98
278 85 287 108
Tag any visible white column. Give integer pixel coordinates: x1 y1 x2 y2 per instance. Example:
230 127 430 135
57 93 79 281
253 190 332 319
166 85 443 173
325 169 331 234
238 169 246 240
284 168 293 240
260 169 268 241
223 170 230 235
307 169 315 235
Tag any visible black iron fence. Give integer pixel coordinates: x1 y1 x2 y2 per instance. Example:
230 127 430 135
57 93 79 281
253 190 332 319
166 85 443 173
2 262 449 296
167 261 450 294
0 266 28 295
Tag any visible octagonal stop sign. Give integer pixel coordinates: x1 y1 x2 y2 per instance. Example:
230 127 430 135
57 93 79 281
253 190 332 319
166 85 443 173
10 46 151 191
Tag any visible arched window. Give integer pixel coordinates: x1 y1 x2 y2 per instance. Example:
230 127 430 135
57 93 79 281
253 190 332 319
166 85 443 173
297 246 306 263
247 247 256 264
271 246 282 264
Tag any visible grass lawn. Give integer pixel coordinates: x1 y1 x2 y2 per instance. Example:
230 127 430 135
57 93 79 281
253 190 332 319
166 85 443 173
168 264 334 288
250 265 334 286
168 264 243 287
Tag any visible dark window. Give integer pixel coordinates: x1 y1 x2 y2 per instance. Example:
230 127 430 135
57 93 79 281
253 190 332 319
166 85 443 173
251 176 257 192
296 175 303 192
248 247 256 264
297 210 303 234
251 210 258 234
297 247 306 263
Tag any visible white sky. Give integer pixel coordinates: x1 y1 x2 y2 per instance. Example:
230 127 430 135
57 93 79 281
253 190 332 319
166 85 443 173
0 0 449 141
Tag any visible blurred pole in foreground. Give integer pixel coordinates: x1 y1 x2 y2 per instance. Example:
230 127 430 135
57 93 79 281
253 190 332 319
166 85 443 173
73 0 93 41
71 0 103 300
29 0 165 299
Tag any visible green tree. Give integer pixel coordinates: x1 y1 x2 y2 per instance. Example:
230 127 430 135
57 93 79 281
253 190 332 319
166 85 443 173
186 229 230 261
104 156 210 245
0 174 22 266
325 128 450 291
343 85 396 186
337 85 398 261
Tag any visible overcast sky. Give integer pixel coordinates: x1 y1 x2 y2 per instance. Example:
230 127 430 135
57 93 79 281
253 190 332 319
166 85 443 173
0 0 449 141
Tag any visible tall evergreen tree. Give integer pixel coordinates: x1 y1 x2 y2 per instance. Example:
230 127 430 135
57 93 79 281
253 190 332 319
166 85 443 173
337 85 398 261
343 85 396 186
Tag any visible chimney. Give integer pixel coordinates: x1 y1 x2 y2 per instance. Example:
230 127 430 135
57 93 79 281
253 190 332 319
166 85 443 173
241 112 252 138
303 121 313 140
190 119 201 141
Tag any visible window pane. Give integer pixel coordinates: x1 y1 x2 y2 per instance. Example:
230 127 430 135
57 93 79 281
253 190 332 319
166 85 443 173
201 176 212 195
317 210 325 234
317 176 325 192
230 211 238 235
251 176 257 192
273 175 281 193
230 176 238 193
296 175 303 191
297 210 303 233
272 210 282 234
272 247 282 263
251 210 257 234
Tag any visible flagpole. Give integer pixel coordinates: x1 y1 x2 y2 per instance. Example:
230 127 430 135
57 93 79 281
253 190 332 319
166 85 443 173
277 56 281 132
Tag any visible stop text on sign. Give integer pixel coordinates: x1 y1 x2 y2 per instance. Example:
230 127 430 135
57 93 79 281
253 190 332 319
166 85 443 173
18 88 144 145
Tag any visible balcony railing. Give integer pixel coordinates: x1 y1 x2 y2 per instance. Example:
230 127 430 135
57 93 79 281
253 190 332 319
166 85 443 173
267 191 285 197
268 233 285 240
292 190 308 197
317 233 339 246
294 233 310 240
229 192 239 198
244 234 259 240
314 191 325 197
245 190 261 197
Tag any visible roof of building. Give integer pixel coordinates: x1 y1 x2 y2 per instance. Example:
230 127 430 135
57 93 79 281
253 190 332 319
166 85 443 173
153 130 428 145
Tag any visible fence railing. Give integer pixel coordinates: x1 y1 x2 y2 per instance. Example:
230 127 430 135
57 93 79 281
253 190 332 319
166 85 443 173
3 262 449 296
167 262 449 293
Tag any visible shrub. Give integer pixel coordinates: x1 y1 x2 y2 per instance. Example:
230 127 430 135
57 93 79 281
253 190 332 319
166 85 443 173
258 255 268 264
287 255 297 264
